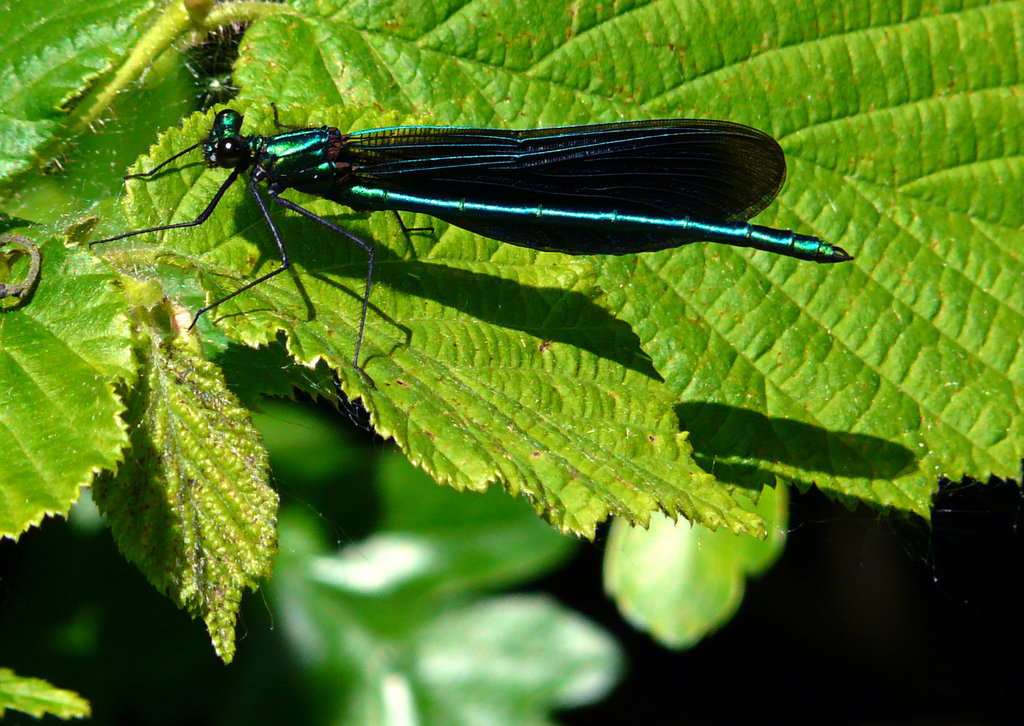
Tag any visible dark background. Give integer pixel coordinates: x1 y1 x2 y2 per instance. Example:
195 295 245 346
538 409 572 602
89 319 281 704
559 474 1024 725
2 413 1021 725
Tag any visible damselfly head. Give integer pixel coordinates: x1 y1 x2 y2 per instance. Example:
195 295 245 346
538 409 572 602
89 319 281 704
204 109 250 169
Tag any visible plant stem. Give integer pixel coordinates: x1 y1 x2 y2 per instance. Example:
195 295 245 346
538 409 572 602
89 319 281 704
73 0 297 131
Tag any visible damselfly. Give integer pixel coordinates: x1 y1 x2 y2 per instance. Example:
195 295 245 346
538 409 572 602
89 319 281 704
93 107 851 374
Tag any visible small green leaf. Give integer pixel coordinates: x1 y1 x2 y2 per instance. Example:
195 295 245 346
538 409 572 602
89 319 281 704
0 229 134 540
414 595 623 718
605 482 788 648
0 668 90 720
92 300 278 662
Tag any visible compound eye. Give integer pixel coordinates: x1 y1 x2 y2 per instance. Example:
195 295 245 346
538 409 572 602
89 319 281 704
213 138 248 168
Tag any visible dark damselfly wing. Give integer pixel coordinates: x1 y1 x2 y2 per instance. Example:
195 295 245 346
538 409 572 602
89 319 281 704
341 120 787 220
335 120 788 252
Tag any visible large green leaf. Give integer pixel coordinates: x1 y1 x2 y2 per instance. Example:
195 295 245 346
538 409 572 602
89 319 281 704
228 0 1023 515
